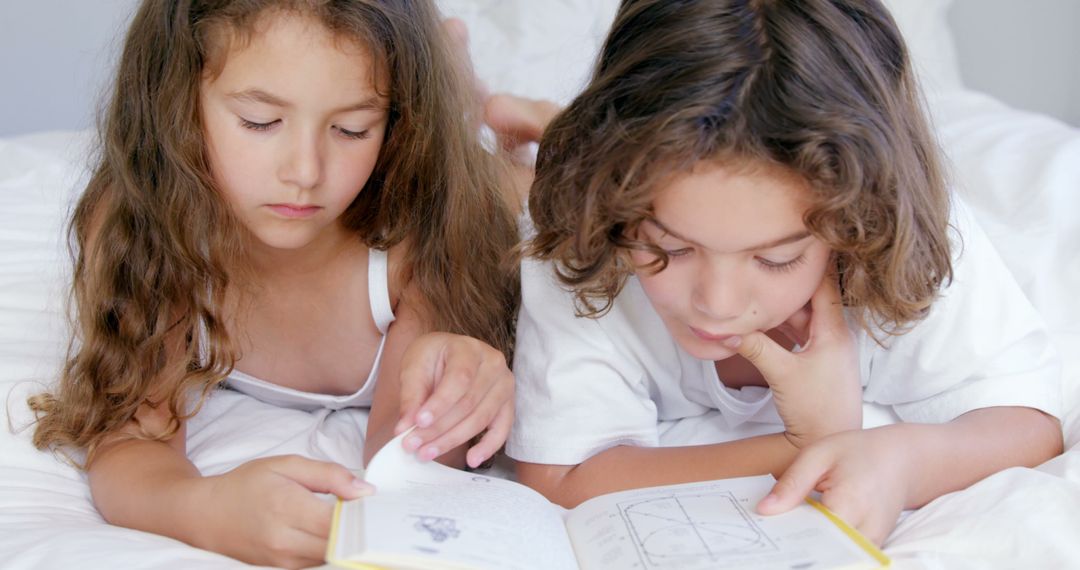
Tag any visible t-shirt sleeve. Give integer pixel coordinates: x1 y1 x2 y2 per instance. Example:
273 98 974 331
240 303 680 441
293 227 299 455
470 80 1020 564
861 198 1062 423
506 256 660 465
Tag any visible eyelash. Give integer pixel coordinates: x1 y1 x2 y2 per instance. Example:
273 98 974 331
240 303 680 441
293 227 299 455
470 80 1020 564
240 118 279 132
757 254 806 273
239 119 370 140
663 249 806 275
336 127 370 140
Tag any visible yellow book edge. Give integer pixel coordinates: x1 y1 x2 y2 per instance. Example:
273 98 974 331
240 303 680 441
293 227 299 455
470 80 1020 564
805 497 892 568
326 499 387 570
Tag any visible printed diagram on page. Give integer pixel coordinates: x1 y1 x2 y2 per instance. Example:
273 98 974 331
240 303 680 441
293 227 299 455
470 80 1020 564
618 489 777 568
412 516 462 543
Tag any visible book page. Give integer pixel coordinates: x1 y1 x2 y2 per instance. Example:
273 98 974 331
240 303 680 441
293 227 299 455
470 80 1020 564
564 475 886 570
332 430 579 570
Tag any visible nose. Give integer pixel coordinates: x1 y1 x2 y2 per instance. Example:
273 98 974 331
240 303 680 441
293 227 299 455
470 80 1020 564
691 261 747 322
278 129 323 190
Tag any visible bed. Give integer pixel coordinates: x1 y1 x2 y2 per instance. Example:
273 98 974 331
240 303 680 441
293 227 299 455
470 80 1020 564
2 1 1078 568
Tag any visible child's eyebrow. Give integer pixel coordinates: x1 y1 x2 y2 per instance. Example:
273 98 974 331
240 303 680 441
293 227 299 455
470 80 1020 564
648 217 811 252
738 230 812 252
227 88 385 113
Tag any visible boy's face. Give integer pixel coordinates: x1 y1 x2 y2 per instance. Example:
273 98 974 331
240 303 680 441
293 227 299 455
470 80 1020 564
631 160 833 362
199 13 388 254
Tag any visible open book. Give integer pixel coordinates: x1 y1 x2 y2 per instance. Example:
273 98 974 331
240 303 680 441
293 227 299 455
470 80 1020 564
326 431 889 570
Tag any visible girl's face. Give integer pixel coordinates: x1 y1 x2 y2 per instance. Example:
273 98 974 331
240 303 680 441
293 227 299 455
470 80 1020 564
200 13 388 253
631 160 832 362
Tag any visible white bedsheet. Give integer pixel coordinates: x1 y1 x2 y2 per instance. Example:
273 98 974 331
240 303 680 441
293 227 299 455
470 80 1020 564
3 96 1079 570
3 2 1080 568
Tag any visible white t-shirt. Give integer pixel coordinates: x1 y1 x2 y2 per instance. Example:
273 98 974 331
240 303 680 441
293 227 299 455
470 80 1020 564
506 199 1062 466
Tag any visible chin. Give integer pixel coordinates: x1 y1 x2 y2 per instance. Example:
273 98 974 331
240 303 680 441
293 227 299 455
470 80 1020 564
250 231 317 251
676 335 738 362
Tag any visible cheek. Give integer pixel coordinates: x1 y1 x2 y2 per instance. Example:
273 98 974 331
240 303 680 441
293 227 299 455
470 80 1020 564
203 114 262 203
760 248 831 328
213 150 262 209
329 136 385 203
344 150 379 187
758 282 814 328
632 256 690 315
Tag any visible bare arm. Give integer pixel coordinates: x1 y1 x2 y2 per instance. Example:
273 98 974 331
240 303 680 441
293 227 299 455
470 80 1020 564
364 288 467 468
87 409 206 544
74 187 209 543
522 405 1060 530
365 283 516 470
517 434 801 508
89 401 370 568
760 405 1062 544
893 406 1061 509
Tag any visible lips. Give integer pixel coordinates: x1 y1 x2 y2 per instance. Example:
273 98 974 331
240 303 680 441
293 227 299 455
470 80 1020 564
268 203 321 218
688 326 736 343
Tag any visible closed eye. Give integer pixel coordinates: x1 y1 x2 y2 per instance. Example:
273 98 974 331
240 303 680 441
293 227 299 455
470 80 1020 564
757 254 806 272
240 117 280 132
336 127 370 140
664 247 693 258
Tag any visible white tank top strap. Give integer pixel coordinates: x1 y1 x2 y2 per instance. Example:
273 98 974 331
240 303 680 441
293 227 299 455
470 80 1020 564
205 249 393 412
368 247 396 334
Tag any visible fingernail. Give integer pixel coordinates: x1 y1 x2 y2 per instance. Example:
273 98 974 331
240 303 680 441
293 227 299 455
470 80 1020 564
416 410 434 427
467 449 487 469
420 446 440 461
722 335 742 349
352 478 376 496
404 435 423 451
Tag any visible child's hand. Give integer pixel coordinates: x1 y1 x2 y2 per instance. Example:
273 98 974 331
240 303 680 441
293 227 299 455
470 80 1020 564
484 94 561 203
757 426 914 545
393 332 514 468
724 272 862 448
194 455 373 569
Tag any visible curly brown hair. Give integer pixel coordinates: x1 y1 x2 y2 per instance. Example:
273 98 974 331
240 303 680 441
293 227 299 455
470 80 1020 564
30 0 520 464
528 0 952 339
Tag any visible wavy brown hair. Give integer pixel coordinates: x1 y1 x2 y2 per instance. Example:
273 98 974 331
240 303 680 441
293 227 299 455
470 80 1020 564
30 0 519 464
529 0 952 338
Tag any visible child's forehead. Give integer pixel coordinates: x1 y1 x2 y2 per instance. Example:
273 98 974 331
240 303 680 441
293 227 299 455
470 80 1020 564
202 10 389 102
652 158 810 204
202 9 385 86
648 159 813 241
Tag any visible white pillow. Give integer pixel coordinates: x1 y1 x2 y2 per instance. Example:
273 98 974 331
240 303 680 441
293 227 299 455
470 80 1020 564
437 0 619 105
876 0 964 92
441 0 963 103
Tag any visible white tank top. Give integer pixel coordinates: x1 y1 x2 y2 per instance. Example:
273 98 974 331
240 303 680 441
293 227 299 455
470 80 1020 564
223 248 396 411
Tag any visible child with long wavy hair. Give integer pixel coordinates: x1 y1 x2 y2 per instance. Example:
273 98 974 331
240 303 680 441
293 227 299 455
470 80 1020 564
506 0 1063 545
28 0 519 567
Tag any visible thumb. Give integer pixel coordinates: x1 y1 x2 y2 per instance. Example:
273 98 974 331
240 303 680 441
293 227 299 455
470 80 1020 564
270 456 375 500
756 450 830 515
726 331 794 382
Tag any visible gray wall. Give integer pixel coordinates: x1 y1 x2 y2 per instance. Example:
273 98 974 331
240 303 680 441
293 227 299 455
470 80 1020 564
950 0 1080 126
0 1 137 137
0 0 1077 137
